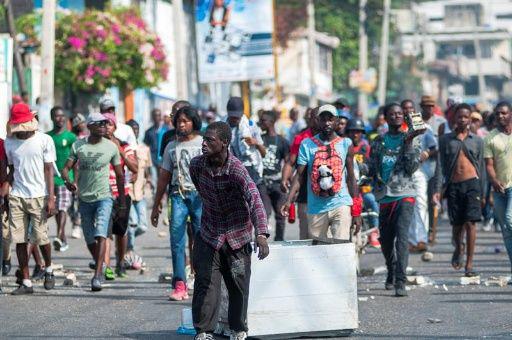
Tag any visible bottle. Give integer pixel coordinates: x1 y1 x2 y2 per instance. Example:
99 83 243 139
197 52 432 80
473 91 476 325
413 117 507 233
288 203 296 224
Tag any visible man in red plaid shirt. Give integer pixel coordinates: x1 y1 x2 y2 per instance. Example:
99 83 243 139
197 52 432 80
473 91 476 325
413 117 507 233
190 121 269 340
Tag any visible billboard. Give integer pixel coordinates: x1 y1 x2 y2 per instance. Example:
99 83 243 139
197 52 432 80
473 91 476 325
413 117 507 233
195 0 274 83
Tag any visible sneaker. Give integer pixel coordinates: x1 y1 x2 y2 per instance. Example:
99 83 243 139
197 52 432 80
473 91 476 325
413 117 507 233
194 333 215 340
44 272 55 290
32 265 45 281
53 238 63 251
115 266 128 278
11 284 34 295
482 220 492 232
368 230 381 248
2 259 11 276
91 276 102 292
104 267 115 281
60 242 69 252
71 226 82 239
395 283 408 297
169 280 189 301
230 331 247 340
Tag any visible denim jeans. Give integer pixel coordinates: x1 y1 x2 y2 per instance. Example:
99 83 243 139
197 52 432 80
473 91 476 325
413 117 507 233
409 171 429 245
379 198 415 284
493 188 512 273
363 192 379 227
170 191 202 285
127 199 148 251
79 198 114 245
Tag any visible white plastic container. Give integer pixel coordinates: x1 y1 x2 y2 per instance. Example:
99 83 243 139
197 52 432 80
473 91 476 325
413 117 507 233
217 241 359 338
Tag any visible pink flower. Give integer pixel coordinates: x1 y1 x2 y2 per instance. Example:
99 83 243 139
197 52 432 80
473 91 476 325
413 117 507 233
95 67 111 78
112 24 120 34
93 51 108 62
68 36 86 50
151 48 165 61
113 35 122 45
85 65 95 78
96 28 107 39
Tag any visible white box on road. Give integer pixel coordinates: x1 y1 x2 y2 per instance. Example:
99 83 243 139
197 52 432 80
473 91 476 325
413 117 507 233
246 241 359 338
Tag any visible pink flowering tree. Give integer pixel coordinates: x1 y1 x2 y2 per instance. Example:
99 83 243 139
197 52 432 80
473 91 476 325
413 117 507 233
55 8 168 92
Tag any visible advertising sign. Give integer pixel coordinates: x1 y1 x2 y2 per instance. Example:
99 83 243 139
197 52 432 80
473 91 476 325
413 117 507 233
195 0 274 83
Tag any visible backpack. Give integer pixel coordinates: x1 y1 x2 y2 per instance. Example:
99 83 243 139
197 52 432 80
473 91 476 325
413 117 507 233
310 136 344 197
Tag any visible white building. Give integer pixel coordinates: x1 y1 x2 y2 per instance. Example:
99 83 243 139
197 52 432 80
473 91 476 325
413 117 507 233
394 0 512 105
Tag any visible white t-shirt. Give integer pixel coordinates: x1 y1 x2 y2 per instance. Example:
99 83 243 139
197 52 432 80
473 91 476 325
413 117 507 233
5 131 56 198
114 122 137 147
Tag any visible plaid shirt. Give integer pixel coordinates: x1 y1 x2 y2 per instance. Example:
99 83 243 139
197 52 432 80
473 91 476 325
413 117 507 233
190 152 268 250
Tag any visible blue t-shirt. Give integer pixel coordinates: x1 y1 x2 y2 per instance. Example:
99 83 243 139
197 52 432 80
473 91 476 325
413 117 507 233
297 135 353 214
380 133 404 183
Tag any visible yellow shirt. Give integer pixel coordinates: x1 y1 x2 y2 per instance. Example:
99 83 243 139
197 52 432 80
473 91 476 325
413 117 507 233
484 128 512 189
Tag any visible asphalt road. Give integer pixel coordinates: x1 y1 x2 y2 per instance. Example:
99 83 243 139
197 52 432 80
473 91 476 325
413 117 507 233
0 207 511 339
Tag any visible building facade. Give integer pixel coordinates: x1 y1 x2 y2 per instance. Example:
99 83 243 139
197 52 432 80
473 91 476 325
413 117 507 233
395 0 512 105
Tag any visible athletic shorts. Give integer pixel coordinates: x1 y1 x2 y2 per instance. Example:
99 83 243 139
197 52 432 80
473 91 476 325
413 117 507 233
110 196 132 237
55 185 72 211
445 178 482 225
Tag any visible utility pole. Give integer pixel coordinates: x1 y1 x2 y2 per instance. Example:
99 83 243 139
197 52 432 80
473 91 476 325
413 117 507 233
358 0 368 116
172 0 187 100
40 0 56 131
377 0 390 106
307 0 317 107
473 32 487 106
4 0 27 94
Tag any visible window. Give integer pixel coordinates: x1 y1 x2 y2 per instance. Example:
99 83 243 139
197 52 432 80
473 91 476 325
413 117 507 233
317 43 330 73
445 4 482 28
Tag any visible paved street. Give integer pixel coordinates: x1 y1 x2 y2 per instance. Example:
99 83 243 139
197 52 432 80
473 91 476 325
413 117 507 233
0 211 511 339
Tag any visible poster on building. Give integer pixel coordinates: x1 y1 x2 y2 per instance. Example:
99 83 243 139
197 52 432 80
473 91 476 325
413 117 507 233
195 0 274 83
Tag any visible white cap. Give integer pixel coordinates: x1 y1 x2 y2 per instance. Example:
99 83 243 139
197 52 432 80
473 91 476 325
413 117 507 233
317 104 337 117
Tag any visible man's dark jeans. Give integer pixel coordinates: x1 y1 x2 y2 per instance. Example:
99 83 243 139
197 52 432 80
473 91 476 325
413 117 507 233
379 198 415 284
192 236 252 333
260 181 287 241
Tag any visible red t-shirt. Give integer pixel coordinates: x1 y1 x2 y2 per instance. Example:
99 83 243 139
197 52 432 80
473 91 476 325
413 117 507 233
0 139 5 162
290 128 313 156
109 142 136 198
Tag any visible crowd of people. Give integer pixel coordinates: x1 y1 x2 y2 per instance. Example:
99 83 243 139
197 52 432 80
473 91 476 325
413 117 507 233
0 92 511 340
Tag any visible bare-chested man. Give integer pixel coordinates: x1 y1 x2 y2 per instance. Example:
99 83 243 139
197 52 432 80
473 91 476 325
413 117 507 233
437 103 485 277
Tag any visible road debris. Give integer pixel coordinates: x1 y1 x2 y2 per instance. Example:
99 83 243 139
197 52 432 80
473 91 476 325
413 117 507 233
427 318 442 324
63 273 77 286
421 252 434 262
484 276 509 287
460 276 481 285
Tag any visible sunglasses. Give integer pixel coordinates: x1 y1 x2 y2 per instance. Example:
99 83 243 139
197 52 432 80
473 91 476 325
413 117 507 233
89 120 107 127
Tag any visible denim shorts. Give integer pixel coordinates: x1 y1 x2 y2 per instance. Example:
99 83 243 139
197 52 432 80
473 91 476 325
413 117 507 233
79 198 114 244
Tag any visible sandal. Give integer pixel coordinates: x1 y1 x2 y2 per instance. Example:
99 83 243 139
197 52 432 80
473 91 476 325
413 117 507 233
465 270 479 277
451 250 464 270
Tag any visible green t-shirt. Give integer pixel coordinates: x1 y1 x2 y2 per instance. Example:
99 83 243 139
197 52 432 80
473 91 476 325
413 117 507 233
68 137 121 203
48 129 77 186
484 128 512 189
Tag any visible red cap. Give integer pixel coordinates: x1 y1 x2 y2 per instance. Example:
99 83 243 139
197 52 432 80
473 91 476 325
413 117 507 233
9 103 34 125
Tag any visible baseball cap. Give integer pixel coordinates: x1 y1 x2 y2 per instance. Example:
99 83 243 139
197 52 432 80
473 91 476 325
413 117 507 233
346 118 366 131
72 113 86 127
227 97 244 118
9 102 35 125
99 98 115 112
316 104 337 117
86 112 107 126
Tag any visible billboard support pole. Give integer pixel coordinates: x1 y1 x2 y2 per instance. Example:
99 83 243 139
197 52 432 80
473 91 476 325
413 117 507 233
241 81 251 117
272 0 281 104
